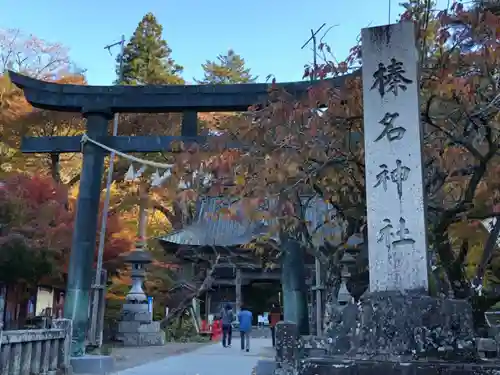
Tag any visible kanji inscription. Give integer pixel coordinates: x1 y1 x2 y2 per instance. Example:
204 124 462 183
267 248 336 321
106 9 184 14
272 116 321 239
374 112 406 142
373 160 411 199
376 217 415 250
371 58 413 98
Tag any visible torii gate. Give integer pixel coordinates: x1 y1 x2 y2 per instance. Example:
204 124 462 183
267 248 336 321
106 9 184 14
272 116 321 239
8 71 347 356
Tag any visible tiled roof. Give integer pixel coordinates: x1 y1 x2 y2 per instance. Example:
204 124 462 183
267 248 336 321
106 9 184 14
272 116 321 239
158 195 344 248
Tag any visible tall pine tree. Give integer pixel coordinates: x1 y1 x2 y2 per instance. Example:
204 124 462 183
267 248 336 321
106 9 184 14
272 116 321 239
195 49 256 84
116 13 184 85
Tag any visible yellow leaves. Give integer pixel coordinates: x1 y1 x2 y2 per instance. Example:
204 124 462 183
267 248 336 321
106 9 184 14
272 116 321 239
437 82 456 99
243 242 256 250
443 183 453 194
235 175 245 185
420 19 438 43
264 262 277 270
0 162 12 172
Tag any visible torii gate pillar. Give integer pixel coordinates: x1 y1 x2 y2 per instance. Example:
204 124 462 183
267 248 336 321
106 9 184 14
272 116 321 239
65 110 111 356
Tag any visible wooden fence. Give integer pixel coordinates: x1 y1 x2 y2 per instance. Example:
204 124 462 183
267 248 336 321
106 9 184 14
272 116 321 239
0 319 72 375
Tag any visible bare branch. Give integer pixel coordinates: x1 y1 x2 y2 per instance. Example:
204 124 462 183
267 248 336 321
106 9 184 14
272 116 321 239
160 254 221 327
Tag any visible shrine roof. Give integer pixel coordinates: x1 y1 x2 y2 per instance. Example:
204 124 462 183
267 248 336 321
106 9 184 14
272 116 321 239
158 195 345 249
8 70 356 113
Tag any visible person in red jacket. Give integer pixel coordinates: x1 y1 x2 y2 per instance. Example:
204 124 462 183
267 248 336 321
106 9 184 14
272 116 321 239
269 304 282 347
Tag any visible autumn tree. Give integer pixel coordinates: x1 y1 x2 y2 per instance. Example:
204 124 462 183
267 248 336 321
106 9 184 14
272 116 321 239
162 0 500 328
0 29 86 183
2 74 87 184
0 29 175 323
0 173 133 284
117 13 184 85
195 49 257 84
0 174 73 289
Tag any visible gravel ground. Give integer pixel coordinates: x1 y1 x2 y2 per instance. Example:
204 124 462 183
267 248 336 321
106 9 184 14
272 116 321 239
110 342 210 372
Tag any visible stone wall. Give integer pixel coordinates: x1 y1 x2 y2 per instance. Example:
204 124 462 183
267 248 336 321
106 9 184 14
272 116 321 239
275 321 500 375
0 319 72 375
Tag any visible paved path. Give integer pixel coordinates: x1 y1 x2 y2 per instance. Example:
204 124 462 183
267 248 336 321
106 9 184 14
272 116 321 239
111 342 210 372
112 338 274 375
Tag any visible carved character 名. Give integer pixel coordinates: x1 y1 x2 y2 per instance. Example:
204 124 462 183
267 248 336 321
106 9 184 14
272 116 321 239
371 58 413 98
374 112 406 142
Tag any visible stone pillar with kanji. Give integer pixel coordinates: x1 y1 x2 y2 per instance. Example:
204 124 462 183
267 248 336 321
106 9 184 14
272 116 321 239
322 21 477 361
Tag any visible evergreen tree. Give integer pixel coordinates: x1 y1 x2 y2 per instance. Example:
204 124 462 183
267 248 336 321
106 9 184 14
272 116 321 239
196 49 257 84
116 13 184 85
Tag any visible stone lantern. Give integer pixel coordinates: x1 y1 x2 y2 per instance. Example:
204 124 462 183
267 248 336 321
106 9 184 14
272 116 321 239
338 250 356 305
338 234 363 304
116 248 165 346
122 250 152 317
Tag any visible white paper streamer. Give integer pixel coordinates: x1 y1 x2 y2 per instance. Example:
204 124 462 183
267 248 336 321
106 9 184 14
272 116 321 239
81 134 215 189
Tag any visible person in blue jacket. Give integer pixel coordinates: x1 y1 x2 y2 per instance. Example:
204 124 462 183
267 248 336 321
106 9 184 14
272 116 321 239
237 304 253 352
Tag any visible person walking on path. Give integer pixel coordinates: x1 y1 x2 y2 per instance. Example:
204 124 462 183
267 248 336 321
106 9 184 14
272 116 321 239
269 304 282 347
220 303 234 348
238 304 253 352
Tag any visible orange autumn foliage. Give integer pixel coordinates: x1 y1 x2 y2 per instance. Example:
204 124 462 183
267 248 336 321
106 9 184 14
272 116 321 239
0 173 133 283
156 3 500 301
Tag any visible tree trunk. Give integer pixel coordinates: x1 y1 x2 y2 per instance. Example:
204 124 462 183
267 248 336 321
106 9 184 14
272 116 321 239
138 183 148 245
49 153 61 183
476 218 500 283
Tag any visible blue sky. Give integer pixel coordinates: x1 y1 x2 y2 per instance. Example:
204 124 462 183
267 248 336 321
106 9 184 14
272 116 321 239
0 0 449 85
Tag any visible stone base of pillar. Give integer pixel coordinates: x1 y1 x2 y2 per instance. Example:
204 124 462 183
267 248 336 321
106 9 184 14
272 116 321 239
119 303 151 323
116 304 166 347
275 293 498 375
70 355 114 374
116 320 165 346
116 329 166 346
325 291 476 360
299 357 500 375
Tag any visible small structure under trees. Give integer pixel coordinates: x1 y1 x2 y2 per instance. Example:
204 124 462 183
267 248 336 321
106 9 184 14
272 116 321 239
159 195 347 329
